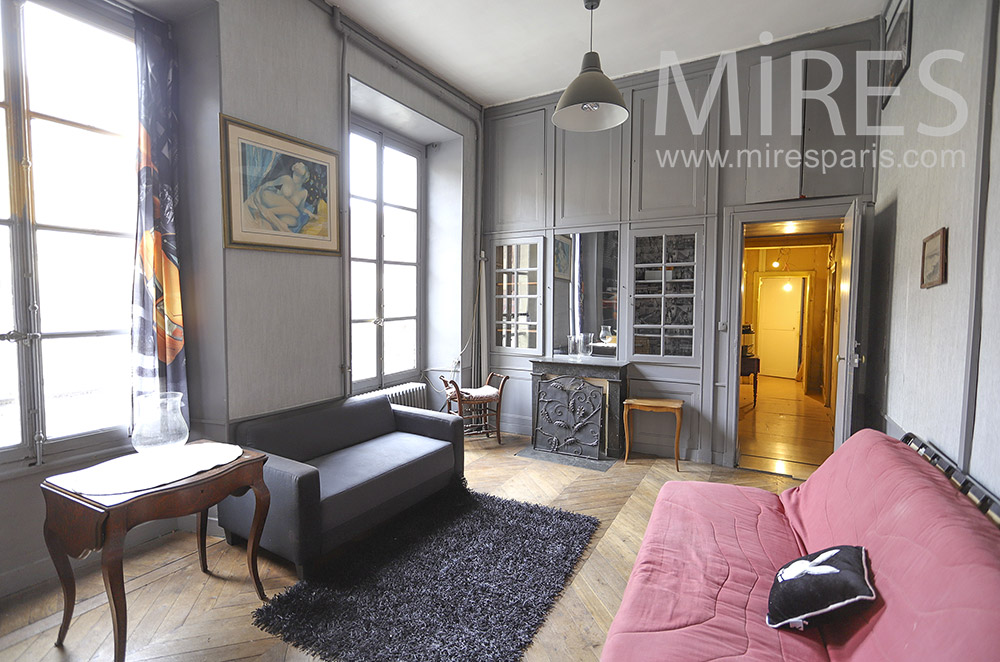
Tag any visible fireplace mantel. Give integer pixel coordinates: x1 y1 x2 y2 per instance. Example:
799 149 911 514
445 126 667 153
530 357 630 459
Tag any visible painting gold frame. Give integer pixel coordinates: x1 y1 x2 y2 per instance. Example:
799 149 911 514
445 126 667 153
220 114 340 254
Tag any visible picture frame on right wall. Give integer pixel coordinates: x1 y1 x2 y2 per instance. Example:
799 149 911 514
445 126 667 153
882 0 913 108
921 227 948 289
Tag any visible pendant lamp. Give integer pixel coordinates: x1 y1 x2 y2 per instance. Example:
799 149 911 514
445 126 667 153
552 0 628 132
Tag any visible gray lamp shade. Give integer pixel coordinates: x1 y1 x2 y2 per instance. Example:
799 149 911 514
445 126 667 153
552 51 629 132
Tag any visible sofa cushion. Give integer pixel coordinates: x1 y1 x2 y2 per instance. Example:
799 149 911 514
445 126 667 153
602 481 829 662
766 545 875 630
237 395 396 462
779 429 1000 661
312 431 454 533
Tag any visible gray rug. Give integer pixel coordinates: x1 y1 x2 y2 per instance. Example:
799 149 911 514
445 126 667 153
515 445 617 472
253 480 599 662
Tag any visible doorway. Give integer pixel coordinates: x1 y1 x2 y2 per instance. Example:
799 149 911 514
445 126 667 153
737 221 844 479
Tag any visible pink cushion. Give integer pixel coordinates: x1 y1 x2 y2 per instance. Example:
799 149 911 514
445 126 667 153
602 481 829 661
780 429 1000 661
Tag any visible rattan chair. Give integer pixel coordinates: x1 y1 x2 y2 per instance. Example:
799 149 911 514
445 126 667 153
440 372 509 444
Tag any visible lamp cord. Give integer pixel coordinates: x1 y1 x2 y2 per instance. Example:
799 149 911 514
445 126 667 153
589 8 594 51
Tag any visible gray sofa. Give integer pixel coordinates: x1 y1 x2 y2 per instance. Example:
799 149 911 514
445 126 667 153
217 394 463 577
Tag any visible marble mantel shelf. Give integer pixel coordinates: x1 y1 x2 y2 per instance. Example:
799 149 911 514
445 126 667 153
530 357 630 460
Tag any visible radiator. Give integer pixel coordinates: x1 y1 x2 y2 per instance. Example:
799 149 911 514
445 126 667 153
366 382 428 409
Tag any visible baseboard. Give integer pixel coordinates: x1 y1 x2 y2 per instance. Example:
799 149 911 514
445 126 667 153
0 519 179 599
175 509 226 539
501 413 532 436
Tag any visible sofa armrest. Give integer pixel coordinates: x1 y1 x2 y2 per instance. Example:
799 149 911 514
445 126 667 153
392 404 464 478
217 452 321 565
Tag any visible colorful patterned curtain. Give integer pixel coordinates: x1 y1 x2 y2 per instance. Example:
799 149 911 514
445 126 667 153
132 13 187 412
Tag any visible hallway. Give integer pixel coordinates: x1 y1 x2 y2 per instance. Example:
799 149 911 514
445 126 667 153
738 376 834 479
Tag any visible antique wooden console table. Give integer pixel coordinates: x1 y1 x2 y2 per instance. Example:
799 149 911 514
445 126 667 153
40 443 270 662
531 357 630 459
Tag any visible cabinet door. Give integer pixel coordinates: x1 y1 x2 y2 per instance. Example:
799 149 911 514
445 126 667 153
487 109 549 232
745 54 803 203
801 41 870 198
630 79 712 220
555 125 622 226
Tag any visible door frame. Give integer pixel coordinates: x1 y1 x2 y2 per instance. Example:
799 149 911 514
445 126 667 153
722 198 861 468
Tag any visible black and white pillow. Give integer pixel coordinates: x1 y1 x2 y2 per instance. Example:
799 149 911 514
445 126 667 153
766 545 876 630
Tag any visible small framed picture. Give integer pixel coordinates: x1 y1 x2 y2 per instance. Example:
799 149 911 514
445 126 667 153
553 235 572 280
920 227 947 289
882 0 912 109
220 114 340 254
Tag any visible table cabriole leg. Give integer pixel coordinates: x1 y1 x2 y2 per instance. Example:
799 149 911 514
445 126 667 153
623 405 632 465
43 523 76 647
100 517 128 662
674 408 683 472
197 509 209 573
248 477 270 601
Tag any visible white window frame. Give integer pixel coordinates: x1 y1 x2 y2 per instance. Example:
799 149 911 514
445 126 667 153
0 0 137 470
491 235 544 356
348 120 425 392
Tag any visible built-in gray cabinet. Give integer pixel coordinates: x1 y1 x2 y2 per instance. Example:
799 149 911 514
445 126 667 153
630 77 714 220
801 41 872 198
486 108 550 232
744 42 875 203
745 55 801 203
554 125 622 226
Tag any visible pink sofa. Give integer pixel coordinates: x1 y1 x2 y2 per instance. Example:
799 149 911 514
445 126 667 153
602 429 1000 661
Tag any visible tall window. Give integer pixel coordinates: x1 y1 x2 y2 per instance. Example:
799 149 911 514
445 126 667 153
1 1 137 465
349 125 421 390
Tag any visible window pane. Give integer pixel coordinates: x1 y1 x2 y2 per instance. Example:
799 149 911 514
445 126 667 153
0 343 19 448
635 236 663 264
24 2 137 135
351 260 376 320
31 119 135 232
382 146 417 208
350 197 376 260
0 226 17 447
383 206 416 263
0 226 13 331
42 335 130 439
384 264 416 318
383 319 416 375
36 231 132 333
0 110 9 218
351 321 376 382
349 133 377 200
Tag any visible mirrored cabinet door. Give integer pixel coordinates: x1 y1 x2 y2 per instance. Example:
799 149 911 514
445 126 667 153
632 229 701 361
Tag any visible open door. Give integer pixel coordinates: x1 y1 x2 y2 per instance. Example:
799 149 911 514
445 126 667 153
832 200 870 447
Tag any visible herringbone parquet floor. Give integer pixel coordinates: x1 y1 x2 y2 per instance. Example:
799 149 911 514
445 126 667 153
0 435 800 661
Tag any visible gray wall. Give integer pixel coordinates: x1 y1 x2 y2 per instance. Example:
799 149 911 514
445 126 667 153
874 0 988 460
871 0 1000 494
218 0 345 420
971 8 1000 496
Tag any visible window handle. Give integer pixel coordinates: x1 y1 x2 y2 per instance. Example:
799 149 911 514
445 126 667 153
373 318 384 327
1 330 39 343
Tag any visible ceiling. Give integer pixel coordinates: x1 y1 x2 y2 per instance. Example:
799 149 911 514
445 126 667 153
327 0 884 107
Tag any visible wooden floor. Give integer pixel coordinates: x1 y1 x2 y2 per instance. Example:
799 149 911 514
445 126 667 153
0 435 801 661
738 375 834 480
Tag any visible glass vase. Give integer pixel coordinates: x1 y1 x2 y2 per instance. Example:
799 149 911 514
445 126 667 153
131 391 189 452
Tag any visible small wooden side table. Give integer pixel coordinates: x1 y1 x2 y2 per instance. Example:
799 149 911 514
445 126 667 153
740 355 761 407
40 444 269 662
623 398 684 471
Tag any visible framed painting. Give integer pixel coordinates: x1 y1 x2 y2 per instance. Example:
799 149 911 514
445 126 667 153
554 235 572 280
920 227 947 289
882 0 912 109
221 114 340 254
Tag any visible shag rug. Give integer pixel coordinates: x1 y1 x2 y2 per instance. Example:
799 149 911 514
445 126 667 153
253 480 599 662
